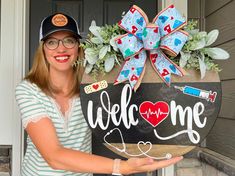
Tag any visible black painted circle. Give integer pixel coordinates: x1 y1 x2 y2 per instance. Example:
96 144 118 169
80 82 221 147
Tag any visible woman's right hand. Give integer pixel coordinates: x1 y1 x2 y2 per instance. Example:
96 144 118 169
121 156 183 175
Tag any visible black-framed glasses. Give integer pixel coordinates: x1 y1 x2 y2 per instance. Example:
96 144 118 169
44 36 78 50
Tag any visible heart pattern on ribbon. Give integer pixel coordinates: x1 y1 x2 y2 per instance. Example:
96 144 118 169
114 4 188 90
139 101 169 127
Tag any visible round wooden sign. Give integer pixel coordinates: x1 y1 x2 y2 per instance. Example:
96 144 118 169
80 59 221 159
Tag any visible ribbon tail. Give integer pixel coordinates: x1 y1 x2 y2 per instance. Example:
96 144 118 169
114 51 147 90
114 59 130 85
150 49 183 86
133 65 146 92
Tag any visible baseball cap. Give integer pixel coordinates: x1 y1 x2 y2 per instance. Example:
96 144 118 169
39 12 82 41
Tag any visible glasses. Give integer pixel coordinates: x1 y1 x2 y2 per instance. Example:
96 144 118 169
44 36 78 50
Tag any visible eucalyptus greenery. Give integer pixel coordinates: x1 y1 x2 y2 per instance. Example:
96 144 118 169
177 20 230 78
80 21 125 78
81 20 229 79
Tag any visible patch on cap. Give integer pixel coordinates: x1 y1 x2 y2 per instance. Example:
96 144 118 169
51 14 68 27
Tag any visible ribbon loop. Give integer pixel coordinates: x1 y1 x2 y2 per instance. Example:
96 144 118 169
115 4 188 90
160 30 188 57
116 33 143 59
153 4 186 37
142 25 160 50
119 5 148 40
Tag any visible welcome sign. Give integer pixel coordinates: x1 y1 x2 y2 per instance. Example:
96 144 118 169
80 4 226 159
80 62 221 159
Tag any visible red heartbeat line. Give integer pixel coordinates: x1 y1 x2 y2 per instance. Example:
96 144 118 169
140 108 168 119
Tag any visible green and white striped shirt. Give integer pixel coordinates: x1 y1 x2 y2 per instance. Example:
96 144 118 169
15 80 92 176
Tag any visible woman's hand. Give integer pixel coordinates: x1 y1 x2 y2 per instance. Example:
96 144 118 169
121 156 183 175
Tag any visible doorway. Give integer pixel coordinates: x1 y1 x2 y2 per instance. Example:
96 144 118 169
29 1 158 176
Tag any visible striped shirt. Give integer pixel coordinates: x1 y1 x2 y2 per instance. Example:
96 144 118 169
15 80 92 176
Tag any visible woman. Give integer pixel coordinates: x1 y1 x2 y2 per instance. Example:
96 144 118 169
15 12 183 176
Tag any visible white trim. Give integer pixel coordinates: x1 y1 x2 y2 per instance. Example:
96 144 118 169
0 0 29 175
0 0 15 145
158 165 174 176
12 0 29 174
159 0 188 19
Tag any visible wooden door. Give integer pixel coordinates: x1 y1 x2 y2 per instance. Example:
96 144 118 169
30 1 158 175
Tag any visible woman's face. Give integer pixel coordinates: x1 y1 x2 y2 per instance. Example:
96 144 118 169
43 31 79 73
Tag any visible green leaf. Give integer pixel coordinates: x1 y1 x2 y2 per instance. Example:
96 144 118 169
85 64 94 74
105 55 115 72
189 38 206 50
179 51 190 68
110 35 119 51
89 25 101 36
198 57 207 79
84 48 98 64
90 37 103 44
206 29 219 46
186 29 199 36
89 22 103 42
197 31 207 39
90 20 96 27
113 54 121 66
99 45 109 59
204 47 230 60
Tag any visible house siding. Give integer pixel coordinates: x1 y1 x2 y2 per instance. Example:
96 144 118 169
175 1 235 175
205 0 235 160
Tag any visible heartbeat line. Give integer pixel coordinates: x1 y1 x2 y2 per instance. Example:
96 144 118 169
141 108 168 119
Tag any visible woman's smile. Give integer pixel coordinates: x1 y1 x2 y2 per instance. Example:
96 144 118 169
54 54 70 63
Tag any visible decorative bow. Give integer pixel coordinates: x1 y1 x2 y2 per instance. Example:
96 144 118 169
114 4 188 91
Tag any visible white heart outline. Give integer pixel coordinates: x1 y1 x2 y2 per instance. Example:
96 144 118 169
137 141 152 155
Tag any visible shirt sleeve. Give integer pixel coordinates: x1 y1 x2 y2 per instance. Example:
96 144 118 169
15 81 49 128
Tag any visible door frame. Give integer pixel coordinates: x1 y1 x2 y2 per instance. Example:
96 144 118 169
9 0 187 175
1 0 29 175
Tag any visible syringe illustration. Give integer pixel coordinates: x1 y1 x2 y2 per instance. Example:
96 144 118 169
174 85 217 103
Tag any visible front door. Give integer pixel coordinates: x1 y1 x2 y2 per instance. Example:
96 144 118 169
30 0 158 67
30 1 158 175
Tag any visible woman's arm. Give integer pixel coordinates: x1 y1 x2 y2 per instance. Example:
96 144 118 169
26 117 183 175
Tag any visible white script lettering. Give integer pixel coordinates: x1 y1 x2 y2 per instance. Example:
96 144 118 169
154 101 207 144
87 84 139 130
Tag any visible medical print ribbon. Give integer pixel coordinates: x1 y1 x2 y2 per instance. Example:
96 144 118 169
114 4 188 90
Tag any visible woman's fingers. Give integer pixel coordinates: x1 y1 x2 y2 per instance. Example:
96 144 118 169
124 156 183 174
152 156 183 169
127 157 154 167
